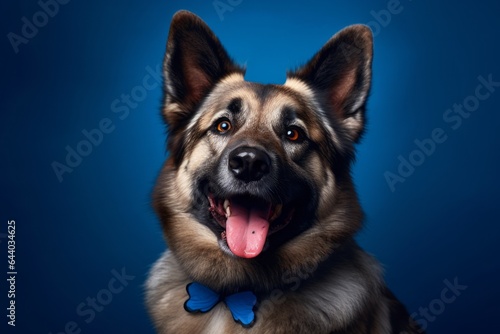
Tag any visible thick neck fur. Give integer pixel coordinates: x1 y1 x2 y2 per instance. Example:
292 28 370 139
146 239 386 334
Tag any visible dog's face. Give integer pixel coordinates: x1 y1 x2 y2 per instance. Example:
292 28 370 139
154 11 372 292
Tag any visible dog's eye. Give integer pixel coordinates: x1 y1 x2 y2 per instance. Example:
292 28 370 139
285 127 302 142
216 119 232 134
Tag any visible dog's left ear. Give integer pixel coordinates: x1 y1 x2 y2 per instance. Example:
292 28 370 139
163 11 244 128
288 25 373 142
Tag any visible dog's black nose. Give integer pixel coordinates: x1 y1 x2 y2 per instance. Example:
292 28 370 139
228 146 271 182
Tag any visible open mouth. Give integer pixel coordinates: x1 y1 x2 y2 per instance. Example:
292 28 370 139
208 194 294 258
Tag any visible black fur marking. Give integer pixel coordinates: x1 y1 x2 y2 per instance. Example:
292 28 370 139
227 97 242 114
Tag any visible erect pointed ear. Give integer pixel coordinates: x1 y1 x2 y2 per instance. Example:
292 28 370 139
288 25 373 142
163 10 244 127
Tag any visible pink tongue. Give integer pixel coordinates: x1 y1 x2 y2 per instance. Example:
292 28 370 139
226 201 270 258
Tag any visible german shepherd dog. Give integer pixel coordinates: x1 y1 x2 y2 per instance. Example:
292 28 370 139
146 10 423 334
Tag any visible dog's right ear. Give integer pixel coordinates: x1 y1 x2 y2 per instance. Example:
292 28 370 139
287 25 373 142
162 11 244 128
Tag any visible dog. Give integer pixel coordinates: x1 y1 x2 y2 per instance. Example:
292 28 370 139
146 10 423 334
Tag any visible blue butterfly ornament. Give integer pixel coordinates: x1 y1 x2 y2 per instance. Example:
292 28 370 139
184 282 257 328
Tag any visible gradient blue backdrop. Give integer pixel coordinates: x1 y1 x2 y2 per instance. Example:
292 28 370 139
1 0 499 333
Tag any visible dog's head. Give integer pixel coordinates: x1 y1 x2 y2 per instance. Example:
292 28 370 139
154 11 372 292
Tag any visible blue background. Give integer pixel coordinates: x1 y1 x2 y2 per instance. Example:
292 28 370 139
1 0 499 333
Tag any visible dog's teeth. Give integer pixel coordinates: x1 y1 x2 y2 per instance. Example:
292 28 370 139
270 204 283 221
224 200 231 217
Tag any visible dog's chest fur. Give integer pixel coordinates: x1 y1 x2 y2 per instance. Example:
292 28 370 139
146 250 393 334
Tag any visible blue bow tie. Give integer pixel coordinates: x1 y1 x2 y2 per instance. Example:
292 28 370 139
184 282 257 328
